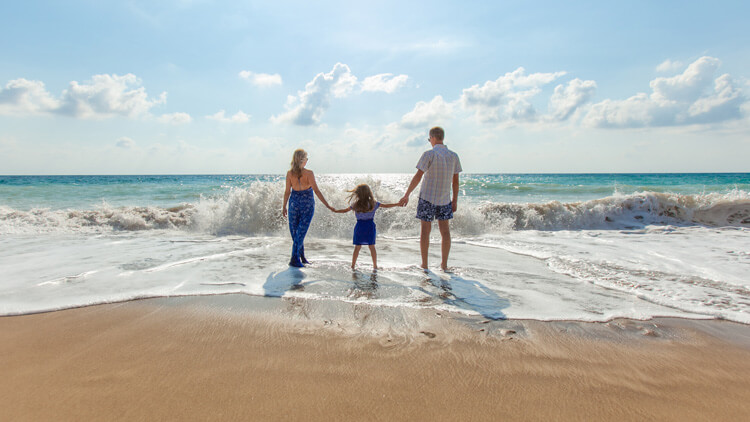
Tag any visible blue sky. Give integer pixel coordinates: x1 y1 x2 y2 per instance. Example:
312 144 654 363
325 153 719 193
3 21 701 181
1 0 749 174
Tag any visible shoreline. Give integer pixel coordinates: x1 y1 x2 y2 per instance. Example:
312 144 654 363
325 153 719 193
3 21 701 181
2 294 750 421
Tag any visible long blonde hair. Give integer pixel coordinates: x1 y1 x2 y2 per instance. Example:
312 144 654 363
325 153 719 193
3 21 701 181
348 184 376 213
290 149 307 178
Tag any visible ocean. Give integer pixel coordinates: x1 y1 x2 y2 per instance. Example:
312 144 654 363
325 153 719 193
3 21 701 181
1 173 748 323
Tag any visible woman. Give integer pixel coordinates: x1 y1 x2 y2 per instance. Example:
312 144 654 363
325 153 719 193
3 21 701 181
282 149 333 267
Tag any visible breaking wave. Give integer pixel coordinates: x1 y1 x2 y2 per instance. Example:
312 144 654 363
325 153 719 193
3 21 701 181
2 181 749 236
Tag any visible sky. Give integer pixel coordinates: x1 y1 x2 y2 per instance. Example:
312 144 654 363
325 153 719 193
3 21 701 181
1 0 749 175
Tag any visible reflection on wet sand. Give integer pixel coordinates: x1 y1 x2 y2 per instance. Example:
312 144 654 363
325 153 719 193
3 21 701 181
349 271 379 300
422 270 510 320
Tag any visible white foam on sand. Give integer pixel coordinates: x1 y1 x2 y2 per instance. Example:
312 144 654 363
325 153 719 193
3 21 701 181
2 227 739 323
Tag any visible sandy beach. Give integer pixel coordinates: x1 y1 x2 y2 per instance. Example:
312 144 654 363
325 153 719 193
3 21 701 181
2 295 749 421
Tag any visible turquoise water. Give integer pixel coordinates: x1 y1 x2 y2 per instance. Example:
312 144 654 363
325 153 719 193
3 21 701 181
460 173 750 202
0 174 283 210
1 173 748 210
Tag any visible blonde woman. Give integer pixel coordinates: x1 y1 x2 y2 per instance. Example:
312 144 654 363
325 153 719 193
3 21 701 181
282 149 333 267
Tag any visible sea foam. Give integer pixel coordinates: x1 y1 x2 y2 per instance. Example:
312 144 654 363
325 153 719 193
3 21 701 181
2 181 748 235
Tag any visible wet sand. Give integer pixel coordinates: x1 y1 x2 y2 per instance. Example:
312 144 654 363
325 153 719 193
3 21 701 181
2 295 750 421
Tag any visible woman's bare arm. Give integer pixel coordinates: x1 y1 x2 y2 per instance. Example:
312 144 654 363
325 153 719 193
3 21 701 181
308 170 333 210
282 172 292 217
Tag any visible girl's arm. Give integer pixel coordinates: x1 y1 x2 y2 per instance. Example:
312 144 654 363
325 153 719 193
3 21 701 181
378 202 401 209
309 170 334 211
332 207 352 213
282 172 292 217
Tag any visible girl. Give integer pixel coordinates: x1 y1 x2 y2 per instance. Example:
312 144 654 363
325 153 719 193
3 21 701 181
332 184 399 269
282 149 334 267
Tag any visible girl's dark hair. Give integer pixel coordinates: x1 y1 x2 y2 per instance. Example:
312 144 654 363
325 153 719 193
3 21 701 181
348 184 376 213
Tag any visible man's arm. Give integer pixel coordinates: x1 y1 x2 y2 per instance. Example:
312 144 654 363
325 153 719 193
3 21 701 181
451 173 459 212
399 169 424 206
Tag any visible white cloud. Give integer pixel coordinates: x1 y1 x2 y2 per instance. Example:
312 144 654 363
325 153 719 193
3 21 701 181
271 63 358 126
271 63 411 126
583 93 669 128
57 74 166 119
115 137 136 149
548 78 597 121
0 78 60 115
656 59 684 73
584 56 746 128
650 56 720 102
405 133 427 147
239 71 283 87
361 73 408 93
158 112 192 125
686 74 744 123
0 73 166 119
460 67 566 122
206 110 251 123
400 95 454 128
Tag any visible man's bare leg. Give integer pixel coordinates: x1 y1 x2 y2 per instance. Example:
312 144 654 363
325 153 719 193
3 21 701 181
420 220 431 269
438 219 451 271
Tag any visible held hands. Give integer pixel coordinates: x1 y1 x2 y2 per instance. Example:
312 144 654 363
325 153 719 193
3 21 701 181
326 198 410 212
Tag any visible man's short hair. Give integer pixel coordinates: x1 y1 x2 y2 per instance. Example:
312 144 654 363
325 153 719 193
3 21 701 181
429 127 444 141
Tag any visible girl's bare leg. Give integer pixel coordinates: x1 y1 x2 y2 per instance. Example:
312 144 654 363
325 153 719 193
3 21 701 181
368 245 377 269
352 245 361 269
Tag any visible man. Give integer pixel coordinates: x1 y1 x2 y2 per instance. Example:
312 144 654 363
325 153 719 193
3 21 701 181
399 126 462 271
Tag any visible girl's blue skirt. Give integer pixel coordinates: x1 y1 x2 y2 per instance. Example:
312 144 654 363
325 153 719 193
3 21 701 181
353 219 376 245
